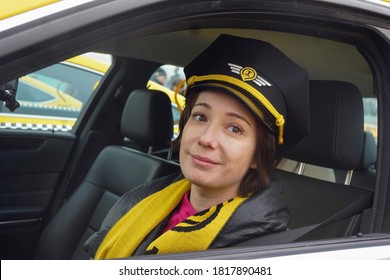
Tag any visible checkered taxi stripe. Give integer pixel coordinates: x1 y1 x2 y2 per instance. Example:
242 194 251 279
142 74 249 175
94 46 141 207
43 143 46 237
20 103 81 112
0 122 73 132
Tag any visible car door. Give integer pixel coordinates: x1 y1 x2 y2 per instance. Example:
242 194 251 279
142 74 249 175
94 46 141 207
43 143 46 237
0 0 390 262
0 53 112 259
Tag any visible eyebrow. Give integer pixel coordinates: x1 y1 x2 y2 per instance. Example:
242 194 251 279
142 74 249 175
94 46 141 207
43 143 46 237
226 112 251 126
194 102 211 110
193 102 251 126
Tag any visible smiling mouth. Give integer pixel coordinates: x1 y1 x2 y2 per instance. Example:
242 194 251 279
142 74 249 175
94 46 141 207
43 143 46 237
191 154 219 166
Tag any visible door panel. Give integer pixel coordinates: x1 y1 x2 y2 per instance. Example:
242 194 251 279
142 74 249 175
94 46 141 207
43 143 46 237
0 130 76 259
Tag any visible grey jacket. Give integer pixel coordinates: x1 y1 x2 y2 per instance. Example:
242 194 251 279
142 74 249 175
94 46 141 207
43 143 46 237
84 173 289 258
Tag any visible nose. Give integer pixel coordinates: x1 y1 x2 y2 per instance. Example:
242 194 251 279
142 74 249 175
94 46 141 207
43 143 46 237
198 123 219 149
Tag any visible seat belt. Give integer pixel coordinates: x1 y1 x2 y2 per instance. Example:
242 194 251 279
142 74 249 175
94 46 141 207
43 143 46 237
236 190 374 246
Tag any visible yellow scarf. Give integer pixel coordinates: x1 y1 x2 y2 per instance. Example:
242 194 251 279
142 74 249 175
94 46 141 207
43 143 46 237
95 179 248 259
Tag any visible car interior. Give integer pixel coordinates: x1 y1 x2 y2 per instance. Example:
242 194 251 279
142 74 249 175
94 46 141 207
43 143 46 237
1 3 387 260
270 80 373 241
38 32 377 258
34 88 180 259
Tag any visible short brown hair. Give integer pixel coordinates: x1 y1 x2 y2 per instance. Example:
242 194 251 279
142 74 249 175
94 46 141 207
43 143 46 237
172 88 276 196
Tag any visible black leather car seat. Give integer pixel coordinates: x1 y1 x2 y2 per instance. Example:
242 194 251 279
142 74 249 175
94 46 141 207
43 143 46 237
35 89 180 259
274 80 374 240
350 131 377 188
334 131 377 189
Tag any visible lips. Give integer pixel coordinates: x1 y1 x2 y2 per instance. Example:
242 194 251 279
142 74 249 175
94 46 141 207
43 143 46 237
191 154 219 167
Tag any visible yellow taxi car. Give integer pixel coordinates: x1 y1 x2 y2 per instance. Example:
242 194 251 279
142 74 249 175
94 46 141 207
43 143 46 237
0 0 59 20
1 0 390 265
0 0 104 131
0 53 110 131
0 52 185 133
0 0 185 132
0 75 82 131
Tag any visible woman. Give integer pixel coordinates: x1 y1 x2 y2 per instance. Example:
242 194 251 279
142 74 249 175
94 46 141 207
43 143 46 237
84 34 310 259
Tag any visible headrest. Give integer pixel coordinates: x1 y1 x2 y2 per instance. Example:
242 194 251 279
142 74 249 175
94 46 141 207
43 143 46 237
356 131 377 170
121 89 173 148
286 80 364 170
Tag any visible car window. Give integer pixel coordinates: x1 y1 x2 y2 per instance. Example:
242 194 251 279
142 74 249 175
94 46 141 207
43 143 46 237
171 104 181 124
149 64 186 110
17 79 56 103
363 97 377 141
28 64 101 104
148 65 186 138
0 52 112 132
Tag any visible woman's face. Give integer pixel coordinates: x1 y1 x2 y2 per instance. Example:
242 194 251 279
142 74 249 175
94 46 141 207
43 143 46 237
180 89 258 197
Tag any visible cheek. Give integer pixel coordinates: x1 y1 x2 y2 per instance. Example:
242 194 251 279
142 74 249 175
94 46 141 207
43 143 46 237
180 121 199 144
179 124 193 156
180 124 191 146
234 139 257 166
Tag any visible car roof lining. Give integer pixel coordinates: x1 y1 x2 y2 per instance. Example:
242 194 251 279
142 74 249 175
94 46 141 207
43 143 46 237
94 28 373 97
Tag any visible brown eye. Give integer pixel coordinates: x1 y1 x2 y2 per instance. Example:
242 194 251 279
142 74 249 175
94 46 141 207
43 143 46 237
228 125 243 134
193 113 207 122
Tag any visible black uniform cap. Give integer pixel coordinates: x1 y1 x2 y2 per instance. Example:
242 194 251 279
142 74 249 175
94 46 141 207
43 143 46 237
183 34 310 155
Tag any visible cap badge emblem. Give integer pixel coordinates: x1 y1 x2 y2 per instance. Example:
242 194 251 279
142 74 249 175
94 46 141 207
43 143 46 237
228 63 272 87
240 67 257 81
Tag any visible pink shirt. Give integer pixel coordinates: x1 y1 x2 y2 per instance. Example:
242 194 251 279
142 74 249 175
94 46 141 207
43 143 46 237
163 191 197 233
